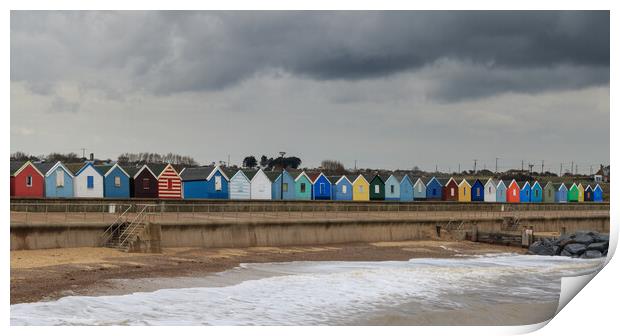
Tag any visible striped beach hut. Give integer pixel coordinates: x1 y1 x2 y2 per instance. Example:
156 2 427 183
228 169 251 200
556 183 568 203
399 174 414 202
351 174 370 201
496 180 507 203
593 184 603 202
332 175 353 201
530 181 543 203
471 179 484 202
458 179 471 202
149 164 182 199
413 177 426 200
36 161 74 198
384 174 401 201
543 182 556 203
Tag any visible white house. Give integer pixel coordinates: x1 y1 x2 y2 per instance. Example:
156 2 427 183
250 169 272 200
484 178 497 202
72 162 104 198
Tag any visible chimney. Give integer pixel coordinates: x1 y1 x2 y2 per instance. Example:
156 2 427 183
89 153 94 161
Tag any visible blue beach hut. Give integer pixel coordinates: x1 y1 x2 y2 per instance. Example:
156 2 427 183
96 163 130 198
332 175 353 201
519 181 531 203
556 183 568 203
36 161 75 198
384 174 401 201
181 166 230 199
272 169 296 200
530 181 543 203
310 172 332 200
228 169 251 200
425 177 443 200
413 177 426 200
496 180 508 203
593 184 603 202
399 174 414 202
471 179 485 202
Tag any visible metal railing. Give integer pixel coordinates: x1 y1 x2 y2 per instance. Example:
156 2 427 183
10 202 610 225
117 204 156 250
100 204 133 246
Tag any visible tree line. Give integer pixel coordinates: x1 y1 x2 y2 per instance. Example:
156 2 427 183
117 152 198 166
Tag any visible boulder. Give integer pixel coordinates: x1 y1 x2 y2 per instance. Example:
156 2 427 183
594 234 609 243
528 241 555 256
574 234 595 245
581 250 603 259
560 249 573 257
564 243 587 255
587 242 609 252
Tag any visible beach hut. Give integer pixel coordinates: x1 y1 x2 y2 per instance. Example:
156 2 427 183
399 174 414 202
228 169 251 200
332 175 353 201
425 177 443 200
291 171 312 200
127 165 159 198
95 163 130 198
506 180 521 203
530 181 543 203
249 169 273 200
584 185 594 202
180 166 210 199
310 172 332 200
413 177 427 200
471 179 485 202
496 180 507 203
483 178 497 202
458 179 471 202
68 162 104 198
272 170 296 200
351 174 370 201
519 181 531 203
543 182 556 203
568 183 579 202
148 164 183 199
10 161 45 198
577 184 585 202
384 174 401 201
593 184 603 202
36 161 74 198
556 183 568 203
368 174 386 201
442 178 459 201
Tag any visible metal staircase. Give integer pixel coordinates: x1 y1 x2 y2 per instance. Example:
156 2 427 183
101 204 154 251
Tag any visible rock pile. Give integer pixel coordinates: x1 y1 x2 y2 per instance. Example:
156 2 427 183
528 231 609 258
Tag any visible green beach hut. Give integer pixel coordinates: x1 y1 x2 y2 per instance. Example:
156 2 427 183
568 183 579 202
292 171 313 200
543 182 556 203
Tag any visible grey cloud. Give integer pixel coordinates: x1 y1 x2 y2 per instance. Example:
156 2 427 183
49 96 79 114
11 11 609 100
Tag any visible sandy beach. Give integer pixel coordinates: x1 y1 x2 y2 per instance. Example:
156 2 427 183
11 241 524 304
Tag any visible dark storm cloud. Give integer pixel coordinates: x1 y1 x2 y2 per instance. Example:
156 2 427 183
11 11 609 100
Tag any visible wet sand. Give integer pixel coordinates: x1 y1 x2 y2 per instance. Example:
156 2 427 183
11 241 524 304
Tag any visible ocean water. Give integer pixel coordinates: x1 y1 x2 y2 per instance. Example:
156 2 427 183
11 254 603 326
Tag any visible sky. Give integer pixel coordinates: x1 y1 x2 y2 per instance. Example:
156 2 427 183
10 11 610 172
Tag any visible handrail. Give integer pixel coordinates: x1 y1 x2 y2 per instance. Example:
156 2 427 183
100 204 133 245
118 204 156 249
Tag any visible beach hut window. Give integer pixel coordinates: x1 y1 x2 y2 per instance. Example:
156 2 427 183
513 189 516 196
374 185 379 193
320 183 325 194
87 176 94 189
282 183 288 192
342 185 347 193
488 187 492 193
464 188 467 196
390 185 395 193
26 175 32 187
114 176 121 187
432 189 437 196
143 178 150 189
56 170 64 187
215 176 222 191
301 183 306 193
358 185 363 193
476 188 480 197
450 188 455 197
418 184 422 192
534 190 539 197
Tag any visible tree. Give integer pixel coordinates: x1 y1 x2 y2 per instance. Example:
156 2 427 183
10 151 39 162
267 156 302 170
118 152 198 166
259 155 269 168
321 160 345 173
243 156 258 168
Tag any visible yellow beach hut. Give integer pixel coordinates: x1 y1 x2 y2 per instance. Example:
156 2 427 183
577 183 585 202
458 179 471 202
350 174 370 201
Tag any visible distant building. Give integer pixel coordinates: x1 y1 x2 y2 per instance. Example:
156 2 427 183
594 164 610 182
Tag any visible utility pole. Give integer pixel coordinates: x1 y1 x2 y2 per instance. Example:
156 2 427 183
571 161 574 175
541 160 545 174
473 159 477 174
279 151 286 200
528 163 534 174
458 163 461 173
575 164 578 175
521 160 524 172
495 157 499 174
435 164 438 173
354 160 357 171
227 154 230 167
80 148 86 159
560 163 563 176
